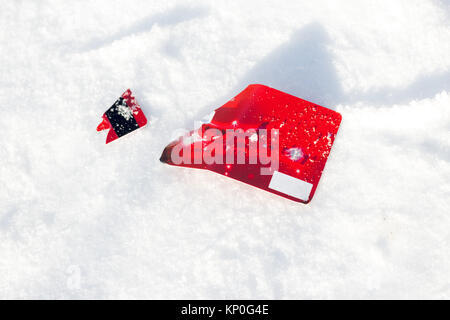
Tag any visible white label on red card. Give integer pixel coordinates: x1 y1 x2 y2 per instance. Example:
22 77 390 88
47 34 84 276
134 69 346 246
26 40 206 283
268 171 313 201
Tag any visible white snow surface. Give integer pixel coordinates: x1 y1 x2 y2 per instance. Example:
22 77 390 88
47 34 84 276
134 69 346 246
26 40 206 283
1 0 450 299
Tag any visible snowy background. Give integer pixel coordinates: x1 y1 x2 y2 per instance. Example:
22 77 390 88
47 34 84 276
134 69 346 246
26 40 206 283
1 0 450 299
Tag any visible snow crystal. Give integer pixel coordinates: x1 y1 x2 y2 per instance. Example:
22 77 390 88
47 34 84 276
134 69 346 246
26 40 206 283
116 103 133 120
285 147 304 161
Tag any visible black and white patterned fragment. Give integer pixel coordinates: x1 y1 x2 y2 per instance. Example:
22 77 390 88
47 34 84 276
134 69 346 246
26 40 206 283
105 97 140 138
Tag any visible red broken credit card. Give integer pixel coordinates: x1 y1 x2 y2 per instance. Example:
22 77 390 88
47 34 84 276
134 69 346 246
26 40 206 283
160 84 342 203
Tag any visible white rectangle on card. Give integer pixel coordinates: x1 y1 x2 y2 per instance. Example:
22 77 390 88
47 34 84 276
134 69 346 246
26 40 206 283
268 171 313 201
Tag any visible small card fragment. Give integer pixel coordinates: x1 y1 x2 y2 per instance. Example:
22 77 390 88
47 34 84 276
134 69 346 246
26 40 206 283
97 89 147 144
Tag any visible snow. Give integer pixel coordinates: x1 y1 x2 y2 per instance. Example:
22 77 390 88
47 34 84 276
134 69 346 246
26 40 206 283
115 102 134 121
1 0 450 299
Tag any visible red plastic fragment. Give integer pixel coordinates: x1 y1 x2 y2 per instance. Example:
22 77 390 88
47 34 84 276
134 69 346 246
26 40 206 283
160 84 342 203
97 89 147 144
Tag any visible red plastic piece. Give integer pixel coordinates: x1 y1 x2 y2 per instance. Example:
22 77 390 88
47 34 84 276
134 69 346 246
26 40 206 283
160 84 342 203
97 89 147 144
